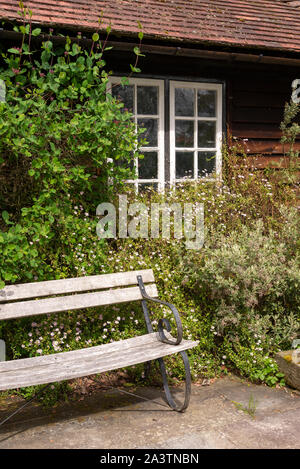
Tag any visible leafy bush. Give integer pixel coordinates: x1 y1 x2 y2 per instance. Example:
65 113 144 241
0 14 145 289
185 215 300 331
182 212 299 385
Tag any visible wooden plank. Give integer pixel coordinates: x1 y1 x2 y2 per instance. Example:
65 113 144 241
232 106 283 124
246 156 300 169
239 140 300 155
0 270 155 303
0 284 158 321
231 77 294 94
0 333 162 372
0 333 199 390
232 90 289 109
232 123 283 139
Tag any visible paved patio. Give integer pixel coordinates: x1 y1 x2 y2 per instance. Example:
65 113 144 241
0 375 299 449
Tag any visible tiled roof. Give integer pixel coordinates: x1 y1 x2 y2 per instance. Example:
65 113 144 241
1 1 300 53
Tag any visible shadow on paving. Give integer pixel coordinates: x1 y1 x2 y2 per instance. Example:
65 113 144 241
0 376 300 449
0 384 182 437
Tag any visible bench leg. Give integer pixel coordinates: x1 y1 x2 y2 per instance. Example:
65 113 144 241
158 350 192 412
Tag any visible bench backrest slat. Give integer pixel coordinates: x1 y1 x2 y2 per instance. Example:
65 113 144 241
0 284 158 321
0 269 155 302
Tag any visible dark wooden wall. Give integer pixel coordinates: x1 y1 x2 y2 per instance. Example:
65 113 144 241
107 47 300 169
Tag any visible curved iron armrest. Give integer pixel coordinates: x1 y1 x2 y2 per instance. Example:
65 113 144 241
137 275 183 345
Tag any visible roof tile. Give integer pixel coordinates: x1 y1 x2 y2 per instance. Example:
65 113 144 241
0 0 300 53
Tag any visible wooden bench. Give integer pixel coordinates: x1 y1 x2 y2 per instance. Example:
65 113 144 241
0 269 198 417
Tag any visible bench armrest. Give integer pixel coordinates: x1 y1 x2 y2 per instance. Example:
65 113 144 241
137 275 183 345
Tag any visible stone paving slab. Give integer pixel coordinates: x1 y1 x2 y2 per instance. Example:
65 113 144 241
0 376 299 449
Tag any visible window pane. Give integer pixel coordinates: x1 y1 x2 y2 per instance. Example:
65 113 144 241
198 151 216 177
175 120 194 148
112 85 134 113
176 152 194 179
137 86 158 115
138 151 158 179
198 121 216 147
197 90 216 117
175 88 194 117
138 118 158 147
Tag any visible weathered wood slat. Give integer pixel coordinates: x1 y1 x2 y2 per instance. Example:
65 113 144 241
0 270 155 303
0 333 160 372
1 335 176 380
0 333 199 390
0 284 158 321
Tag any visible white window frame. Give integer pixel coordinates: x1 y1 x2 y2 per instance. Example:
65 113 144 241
108 77 165 192
169 81 223 185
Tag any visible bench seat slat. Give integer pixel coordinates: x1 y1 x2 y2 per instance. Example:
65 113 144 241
0 270 155 303
0 284 158 321
0 333 199 391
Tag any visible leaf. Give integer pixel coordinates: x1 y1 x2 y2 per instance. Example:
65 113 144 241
2 211 9 224
72 43 81 55
92 33 99 42
133 47 145 57
32 28 42 37
130 64 141 74
7 48 21 54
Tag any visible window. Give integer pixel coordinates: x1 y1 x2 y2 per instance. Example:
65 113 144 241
170 81 223 185
108 77 223 191
108 77 164 192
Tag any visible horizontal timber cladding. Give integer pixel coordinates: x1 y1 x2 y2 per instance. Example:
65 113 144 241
229 73 300 167
105 48 300 169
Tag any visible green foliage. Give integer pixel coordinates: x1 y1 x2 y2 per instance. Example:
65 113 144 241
0 18 145 288
184 216 300 333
